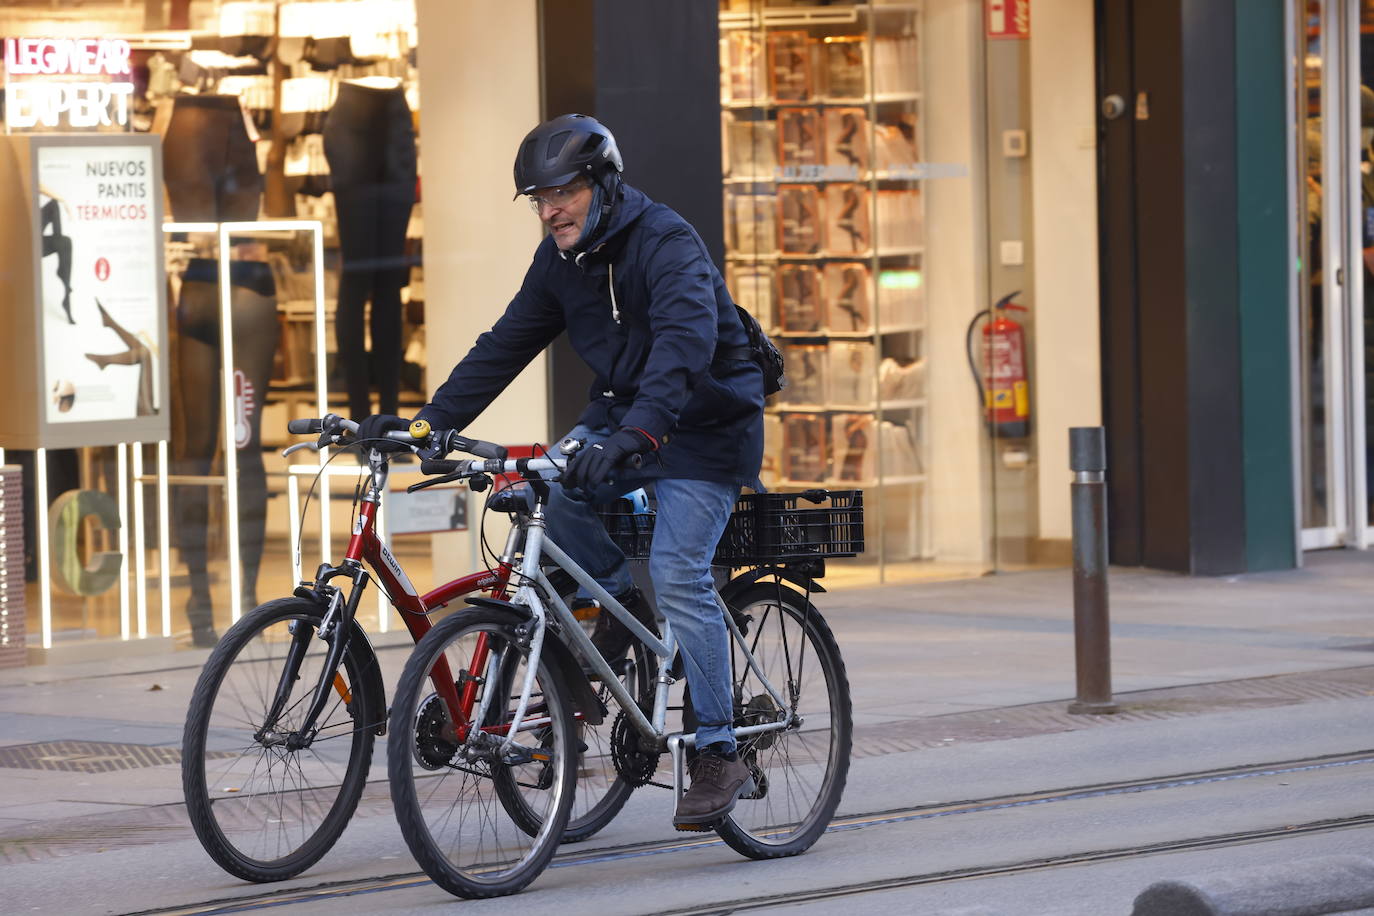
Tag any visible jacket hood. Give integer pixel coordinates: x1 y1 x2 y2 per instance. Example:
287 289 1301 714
564 183 652 266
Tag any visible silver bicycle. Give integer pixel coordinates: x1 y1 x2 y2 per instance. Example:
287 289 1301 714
384 432 858 899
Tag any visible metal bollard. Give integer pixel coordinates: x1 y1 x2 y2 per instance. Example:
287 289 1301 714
1068 427 1117 715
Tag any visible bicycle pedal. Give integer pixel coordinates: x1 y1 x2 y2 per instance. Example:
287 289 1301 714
673 820 719 833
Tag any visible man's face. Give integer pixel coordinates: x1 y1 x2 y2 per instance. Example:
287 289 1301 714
529 178 593 250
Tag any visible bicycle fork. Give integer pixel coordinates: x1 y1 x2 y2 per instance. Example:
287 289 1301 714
259 567 369 750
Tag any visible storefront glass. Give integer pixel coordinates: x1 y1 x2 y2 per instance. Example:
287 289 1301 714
723 1 934 586
1294 0 1374 548
718 0 1055 584
1 0 444 662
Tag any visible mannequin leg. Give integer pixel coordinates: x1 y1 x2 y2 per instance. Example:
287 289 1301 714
333 186 380 420
335 270 373 420
171 283 220 644
229 280 280 609
370 188 414 417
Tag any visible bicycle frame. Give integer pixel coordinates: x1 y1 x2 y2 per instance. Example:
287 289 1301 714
493 486 796 796
296 448 795 788
281 456 521 746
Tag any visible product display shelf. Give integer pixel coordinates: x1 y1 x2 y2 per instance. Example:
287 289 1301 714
719 2 924 30
721 0 928 564
723 92 921 110
726 169 930 185
726 247 922 262
776 474 925 489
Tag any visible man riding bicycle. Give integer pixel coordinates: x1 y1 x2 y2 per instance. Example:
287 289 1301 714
357 113 764 830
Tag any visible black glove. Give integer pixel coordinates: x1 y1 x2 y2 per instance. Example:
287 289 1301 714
562 428 652 494
355 414 412 453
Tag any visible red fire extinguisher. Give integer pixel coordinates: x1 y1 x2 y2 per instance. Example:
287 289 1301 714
965 291 1031 438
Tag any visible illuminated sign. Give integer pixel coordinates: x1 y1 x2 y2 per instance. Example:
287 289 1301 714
4 38 135 132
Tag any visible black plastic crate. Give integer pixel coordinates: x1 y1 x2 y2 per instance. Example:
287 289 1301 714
596 489 864 566
716 489 865 565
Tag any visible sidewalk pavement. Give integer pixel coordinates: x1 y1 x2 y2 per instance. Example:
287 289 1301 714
2 548 1374 835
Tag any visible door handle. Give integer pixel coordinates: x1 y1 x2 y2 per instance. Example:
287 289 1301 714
1101 94 1127 120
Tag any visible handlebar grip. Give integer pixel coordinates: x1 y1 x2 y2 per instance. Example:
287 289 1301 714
447 433 508 461
421 459 462 476
470 440 509 461
288 418 323 434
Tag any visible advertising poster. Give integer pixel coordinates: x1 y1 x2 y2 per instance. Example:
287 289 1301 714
36 142 162 426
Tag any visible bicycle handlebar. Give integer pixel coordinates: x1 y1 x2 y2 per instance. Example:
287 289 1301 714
382 425 508 461
281 414 510 463
283 416 638 481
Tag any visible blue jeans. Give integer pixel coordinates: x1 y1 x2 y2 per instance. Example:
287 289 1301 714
545 425 740 752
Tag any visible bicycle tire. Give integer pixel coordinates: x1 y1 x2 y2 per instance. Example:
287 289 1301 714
182 597 379 882
388 607 576 899
714 582 852 859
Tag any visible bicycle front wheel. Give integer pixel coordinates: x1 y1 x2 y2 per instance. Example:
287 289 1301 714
182 597 380 882
716 582 852 859
388 608 576 899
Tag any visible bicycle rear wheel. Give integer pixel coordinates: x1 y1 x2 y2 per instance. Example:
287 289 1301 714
498 632 655 843
388 608 576 899
484 572 651 843
182 598 380 882
715 582 852 859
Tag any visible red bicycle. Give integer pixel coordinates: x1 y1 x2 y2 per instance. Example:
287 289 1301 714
180 414 642 882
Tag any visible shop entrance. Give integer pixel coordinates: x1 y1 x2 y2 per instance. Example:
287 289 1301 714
1295 0 1374 550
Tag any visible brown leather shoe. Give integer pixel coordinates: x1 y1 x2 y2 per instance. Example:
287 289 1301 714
673 751 753 830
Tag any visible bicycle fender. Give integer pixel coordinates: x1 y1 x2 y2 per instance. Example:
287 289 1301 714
343 622 389 737
542 633 607 727
720 566 827 601
463 597 607 726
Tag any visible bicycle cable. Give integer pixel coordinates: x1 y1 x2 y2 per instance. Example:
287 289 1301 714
292 440 367 578
289 437 407 612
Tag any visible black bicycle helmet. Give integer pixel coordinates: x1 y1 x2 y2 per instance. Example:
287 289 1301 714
513 113 623 198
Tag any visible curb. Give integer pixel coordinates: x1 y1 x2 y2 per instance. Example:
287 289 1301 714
1131 855 1374 915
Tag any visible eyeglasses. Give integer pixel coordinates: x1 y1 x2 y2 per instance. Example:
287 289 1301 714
525 179 587 213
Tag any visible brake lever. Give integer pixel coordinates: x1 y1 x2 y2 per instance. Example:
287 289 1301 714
281 441 317 457
403 472 486 494
407 474 454 494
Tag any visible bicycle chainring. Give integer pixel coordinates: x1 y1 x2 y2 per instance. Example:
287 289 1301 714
610 707 662 787
413 693 458 770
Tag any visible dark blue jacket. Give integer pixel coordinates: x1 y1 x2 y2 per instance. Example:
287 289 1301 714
417 184 764 485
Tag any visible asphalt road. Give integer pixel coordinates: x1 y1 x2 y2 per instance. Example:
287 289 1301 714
6 694 1374 915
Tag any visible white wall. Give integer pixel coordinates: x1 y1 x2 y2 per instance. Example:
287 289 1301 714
414 0 545 445
1027 0 1102 540
414 1 543 570
926 0 992 564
